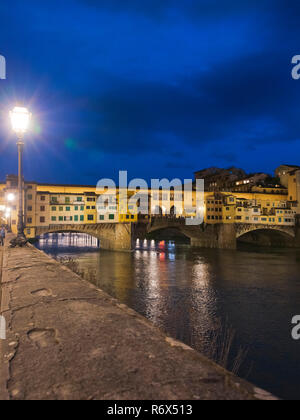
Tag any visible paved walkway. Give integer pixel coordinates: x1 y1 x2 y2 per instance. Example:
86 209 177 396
0 235 277 400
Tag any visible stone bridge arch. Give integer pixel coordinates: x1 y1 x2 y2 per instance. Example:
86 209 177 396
235 224 296 239
35 223 133 251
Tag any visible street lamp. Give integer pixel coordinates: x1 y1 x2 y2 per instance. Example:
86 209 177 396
7 193 15 202
10 106 31 242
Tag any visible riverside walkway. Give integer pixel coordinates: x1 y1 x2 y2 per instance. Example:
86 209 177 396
0 235 276 400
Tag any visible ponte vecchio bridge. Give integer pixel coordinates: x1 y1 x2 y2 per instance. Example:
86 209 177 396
34 217 300 251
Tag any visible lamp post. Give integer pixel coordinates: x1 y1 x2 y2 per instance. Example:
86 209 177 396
9 106 31 242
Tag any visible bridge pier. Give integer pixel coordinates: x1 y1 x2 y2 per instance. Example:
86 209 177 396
189 224 237 250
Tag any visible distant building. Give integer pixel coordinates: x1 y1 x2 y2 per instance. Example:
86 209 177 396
194 167 247 191
275 165 300 188
194 167 270 193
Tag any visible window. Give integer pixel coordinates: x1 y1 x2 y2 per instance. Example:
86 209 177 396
40 217 45 223
80 215 84 222
77 197 82 202
40 206 45 212
66 207 71 212
86 206 91 210
75 206 78 211
51 206 56 211
27 206 32 212
74 215 78 222
28 194 33 200
131 215 135 219
65 197 70 203
40 196 46 201
27 217 32 224
59 207 63 211
80 206 84 211
91 206 96 210
87 197 95 202
59 216 63 221
99 215 104 221
88 215 94 221
51 216 56 222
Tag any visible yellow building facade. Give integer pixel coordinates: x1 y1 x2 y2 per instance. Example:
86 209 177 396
0 171 298 239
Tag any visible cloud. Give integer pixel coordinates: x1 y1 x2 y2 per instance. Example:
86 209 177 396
78 46 300 161
79 0 277 21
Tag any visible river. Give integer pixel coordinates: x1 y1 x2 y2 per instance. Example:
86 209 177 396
35 233 300 400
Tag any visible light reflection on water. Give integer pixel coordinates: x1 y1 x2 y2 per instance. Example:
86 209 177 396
36 233 300 400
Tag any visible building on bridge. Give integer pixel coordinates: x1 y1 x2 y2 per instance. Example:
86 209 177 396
0 167 299 240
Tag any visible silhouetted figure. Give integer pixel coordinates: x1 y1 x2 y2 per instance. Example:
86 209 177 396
0 227 6 246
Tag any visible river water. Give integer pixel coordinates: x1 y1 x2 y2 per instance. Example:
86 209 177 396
35 233 300 400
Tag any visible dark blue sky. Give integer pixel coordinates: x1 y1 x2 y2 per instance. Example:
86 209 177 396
1 0 300 185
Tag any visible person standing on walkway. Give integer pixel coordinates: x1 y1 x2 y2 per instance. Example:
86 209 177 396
0 226 6 246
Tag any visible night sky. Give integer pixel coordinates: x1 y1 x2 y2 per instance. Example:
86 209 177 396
1 0 300 185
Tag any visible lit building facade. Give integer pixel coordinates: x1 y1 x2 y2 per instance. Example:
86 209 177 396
0 166 299 239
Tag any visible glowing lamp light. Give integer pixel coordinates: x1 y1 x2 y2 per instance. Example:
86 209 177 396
10 106 31 136
7 193 15 202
